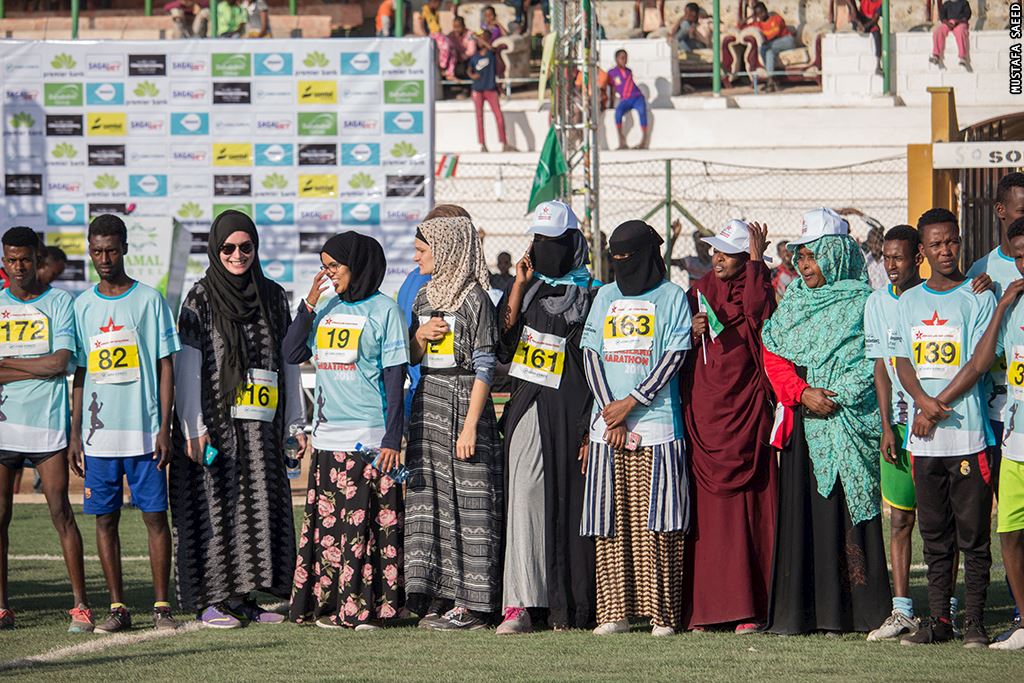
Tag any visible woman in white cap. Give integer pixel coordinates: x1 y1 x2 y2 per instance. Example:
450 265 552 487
760 208 891 634
494 201 600 635
681 220 778 634
580 219 692 636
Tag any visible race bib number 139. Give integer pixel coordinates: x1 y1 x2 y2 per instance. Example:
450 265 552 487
911 324 961 380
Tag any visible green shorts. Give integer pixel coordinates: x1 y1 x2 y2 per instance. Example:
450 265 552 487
881 424 916 511
997 457 1024 533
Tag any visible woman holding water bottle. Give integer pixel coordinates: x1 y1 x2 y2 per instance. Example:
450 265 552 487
284 232 409 630
170 210 305 628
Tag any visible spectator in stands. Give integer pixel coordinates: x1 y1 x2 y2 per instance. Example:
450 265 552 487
609 49 650 150
575 66 612 110
744 2 795 92
37 246 67 287
671 3 708 53
243 0 270 37
215 0 246 37
839 0 882 76
420 0 458 82
490 252 515 292
771 239 797 299
863 225 887 289
931 0 972 71
503 0 531 34
166 0 209 39
450 15 477 68
376 0 395 36
480 5 508 42
469 33 513 153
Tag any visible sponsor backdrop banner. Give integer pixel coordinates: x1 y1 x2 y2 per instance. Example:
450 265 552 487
0 38 435 301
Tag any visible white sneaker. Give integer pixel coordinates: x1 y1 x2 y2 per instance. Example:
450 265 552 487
354 622 381 631
651 624 675 637
593 619 630 635
989 626 1024 650
867 610 918 641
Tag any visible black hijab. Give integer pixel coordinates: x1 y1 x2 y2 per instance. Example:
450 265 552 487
321 232 387 303
609 220 666 296
201 210 273 401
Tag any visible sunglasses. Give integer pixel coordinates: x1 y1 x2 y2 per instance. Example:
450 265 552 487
220 241 254 256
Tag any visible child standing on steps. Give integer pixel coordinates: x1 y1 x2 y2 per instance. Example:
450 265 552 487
468 32 512 153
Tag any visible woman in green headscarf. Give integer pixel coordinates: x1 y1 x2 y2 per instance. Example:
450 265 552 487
760 209 891 635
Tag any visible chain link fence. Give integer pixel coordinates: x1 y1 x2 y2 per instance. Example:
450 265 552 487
435 155 907 288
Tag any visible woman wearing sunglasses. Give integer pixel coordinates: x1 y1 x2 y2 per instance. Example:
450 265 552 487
170 210 307 628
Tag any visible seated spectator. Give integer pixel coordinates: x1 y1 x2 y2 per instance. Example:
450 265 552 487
165 0 209 38
503 0 530 34
771 240 797 300
215 0 246 37
468 32 513 153
420 0 458 81
671 3 709 53
839 0 882 75
744 1 795 91
243 0 270 37
575 66 612 110
931 0 972 71
608 49 649 149
376 0 394 36
449 15 477 79
480 5 508 42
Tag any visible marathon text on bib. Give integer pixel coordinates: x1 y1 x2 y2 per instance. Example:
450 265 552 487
0 304 49 357
1008 346 1024 401
88 328 141 384
420 315 456 368
231 368 279 421
509 326 567 389
911 323 961 380
603 300 656 353
316 314 366 365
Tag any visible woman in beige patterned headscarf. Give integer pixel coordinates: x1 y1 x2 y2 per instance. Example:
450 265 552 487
405 212 504 630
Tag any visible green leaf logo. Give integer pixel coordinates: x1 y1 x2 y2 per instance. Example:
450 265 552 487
348 172 375 190
262 173 288 190
52 142 77 159
94 173 119 190
390 141 417 159
133 80 160 98
50 53 76 70
9 112 35 129
303 51 329 68
390 50 416 67
177 202 203 219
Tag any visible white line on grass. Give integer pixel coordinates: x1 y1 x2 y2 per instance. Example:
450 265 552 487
10 554 150 562
0 621 202 673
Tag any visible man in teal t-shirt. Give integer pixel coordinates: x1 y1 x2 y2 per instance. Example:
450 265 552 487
0 227 92 633
69 215 180 635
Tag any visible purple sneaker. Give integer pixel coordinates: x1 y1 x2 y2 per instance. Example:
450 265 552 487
200 604 243 629
235 599 286 624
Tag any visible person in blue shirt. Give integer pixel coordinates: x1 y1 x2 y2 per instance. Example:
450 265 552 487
581 220 691 636
0 227 92 634
468 32 511 153
894 208 996 647
68 214 181 634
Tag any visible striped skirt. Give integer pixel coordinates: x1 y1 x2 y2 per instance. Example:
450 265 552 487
593 445 686 630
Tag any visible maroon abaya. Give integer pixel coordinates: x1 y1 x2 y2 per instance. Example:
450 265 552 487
682 259 778 629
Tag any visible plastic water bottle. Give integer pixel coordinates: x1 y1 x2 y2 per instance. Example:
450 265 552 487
354 442 408 484
284 436 302 480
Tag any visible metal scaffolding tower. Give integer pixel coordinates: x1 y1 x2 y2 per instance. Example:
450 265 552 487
550 0 602 277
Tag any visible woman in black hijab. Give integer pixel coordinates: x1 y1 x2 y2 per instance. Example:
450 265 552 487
283 231 410 630
170 210 305 627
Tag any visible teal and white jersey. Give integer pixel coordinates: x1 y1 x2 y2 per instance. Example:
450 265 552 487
995 300 1024 463
967 246 1021 421
307 292 409 452
73 282 180 457
0 287 75 453
864 284 910 425
895 279 995 457
581 280 691 446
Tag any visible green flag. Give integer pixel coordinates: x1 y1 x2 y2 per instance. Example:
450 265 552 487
697 290 725 342
527 128 568 213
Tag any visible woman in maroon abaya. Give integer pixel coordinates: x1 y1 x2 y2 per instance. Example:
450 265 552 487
681 220 777 633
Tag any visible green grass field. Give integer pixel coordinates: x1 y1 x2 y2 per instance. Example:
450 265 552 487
1 503 1020 681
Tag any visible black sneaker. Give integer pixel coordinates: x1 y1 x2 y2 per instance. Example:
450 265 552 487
153 605 178 631
434 607 488 631
417 612 445 629
900 617 954 646
962 618 989 649
95 606 132 634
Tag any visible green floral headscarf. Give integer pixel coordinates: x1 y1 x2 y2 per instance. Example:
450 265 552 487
762 235 881 524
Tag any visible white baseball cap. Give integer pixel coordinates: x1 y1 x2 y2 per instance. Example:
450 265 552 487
700 219 773 262
788 207 849 249
526 200 580 237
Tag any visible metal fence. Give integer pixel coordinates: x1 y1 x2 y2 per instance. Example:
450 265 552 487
435 155 908 287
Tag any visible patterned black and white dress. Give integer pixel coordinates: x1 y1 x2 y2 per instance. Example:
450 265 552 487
170 281 303 611
404 285 503 614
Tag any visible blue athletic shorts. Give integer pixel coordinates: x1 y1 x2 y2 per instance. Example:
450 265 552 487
614 95 648 128
83 454 167 515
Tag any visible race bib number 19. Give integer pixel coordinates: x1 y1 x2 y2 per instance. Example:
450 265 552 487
509 326 567 389
88 328 141 384
603 300 656 353
0 304 49 357
911 324 961 380
316 314 366 365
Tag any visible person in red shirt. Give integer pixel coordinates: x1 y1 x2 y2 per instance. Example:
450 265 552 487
744 2 795 92
840 0 883 75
